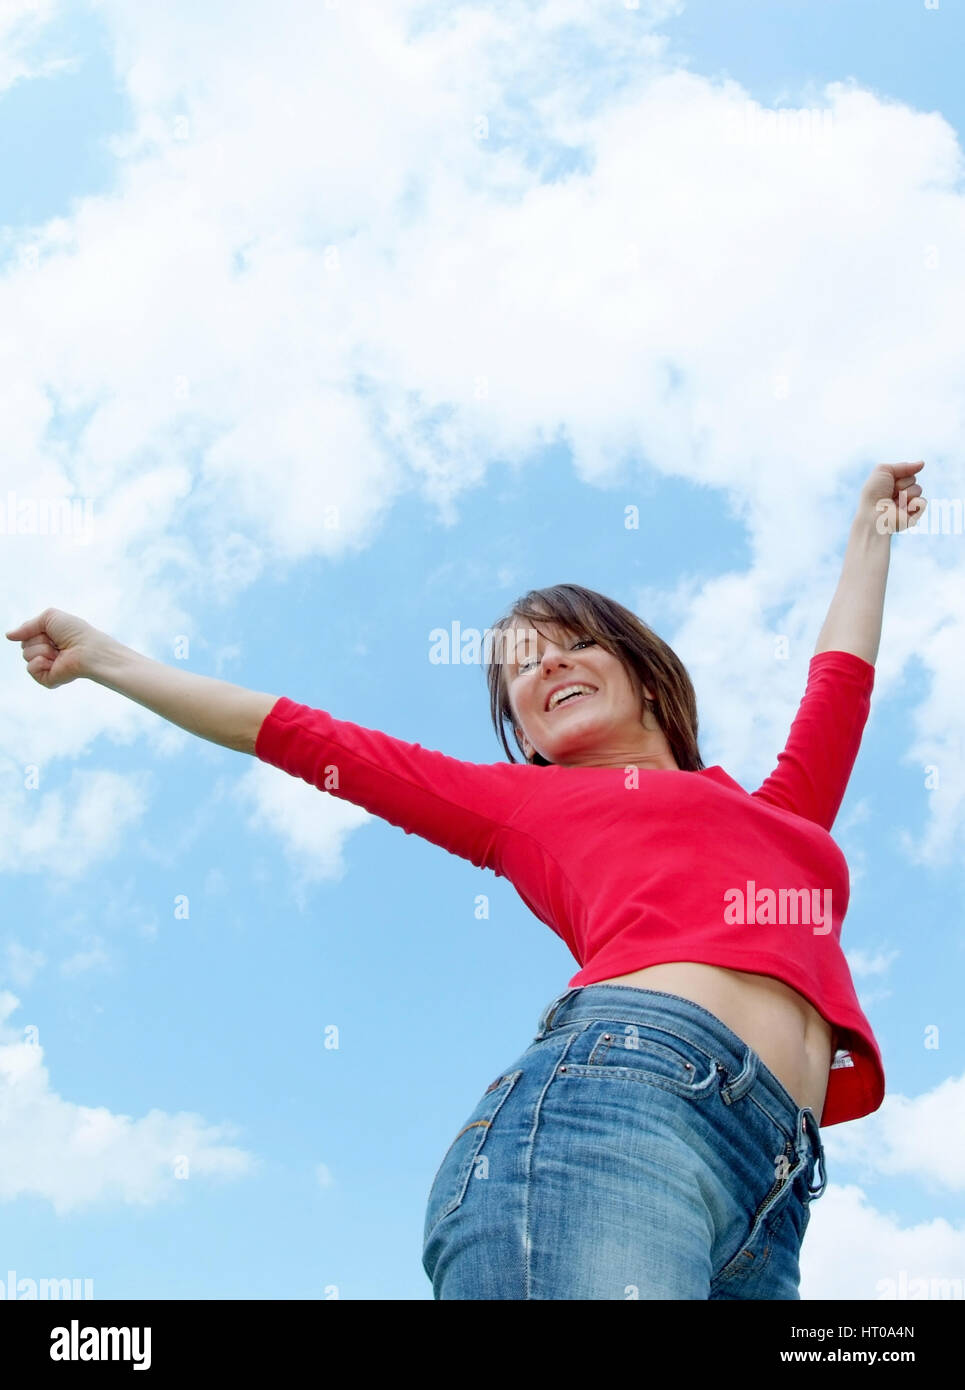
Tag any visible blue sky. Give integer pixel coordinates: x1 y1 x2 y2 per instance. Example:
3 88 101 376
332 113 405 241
1 0 963 1301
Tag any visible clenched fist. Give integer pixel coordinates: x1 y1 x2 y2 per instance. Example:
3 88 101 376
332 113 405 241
5 608 103 689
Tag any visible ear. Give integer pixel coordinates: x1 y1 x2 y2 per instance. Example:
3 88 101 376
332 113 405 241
639 685 658 730
513 725 535 761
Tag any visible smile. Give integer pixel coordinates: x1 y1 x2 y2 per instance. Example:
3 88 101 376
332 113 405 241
546 687 598 712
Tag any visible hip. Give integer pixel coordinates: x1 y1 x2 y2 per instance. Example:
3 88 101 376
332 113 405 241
422 984 828 1299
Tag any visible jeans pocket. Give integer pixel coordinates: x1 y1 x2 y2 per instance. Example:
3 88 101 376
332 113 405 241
558 1021 721 1101
423 1069 523 1247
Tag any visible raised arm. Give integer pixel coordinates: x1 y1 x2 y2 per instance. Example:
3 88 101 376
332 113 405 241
813 461 927 664
753 462 927 830
5 608 277 753
6 607 537 871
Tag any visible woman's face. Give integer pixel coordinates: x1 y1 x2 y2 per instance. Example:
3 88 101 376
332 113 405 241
504 617 679 771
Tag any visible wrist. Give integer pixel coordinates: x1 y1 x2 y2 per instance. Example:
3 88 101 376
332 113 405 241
854 500 896 542
84 630 136 684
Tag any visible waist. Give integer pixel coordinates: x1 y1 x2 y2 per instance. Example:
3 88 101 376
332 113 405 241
537 980 827 1138
587 961 835 1113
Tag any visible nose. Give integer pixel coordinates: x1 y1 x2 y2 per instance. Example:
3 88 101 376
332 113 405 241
539 646 572 676
537 648 580 706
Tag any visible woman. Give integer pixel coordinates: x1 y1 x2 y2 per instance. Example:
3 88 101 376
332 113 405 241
6 461 925 1300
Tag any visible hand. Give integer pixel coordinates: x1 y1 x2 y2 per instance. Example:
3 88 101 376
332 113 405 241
861 460 928 534
4 608 105 689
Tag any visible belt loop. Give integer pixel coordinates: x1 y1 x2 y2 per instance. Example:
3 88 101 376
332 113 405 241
539 986 581 1036
809 1146 827 1199
802 1108 827 1198
718 1045 756 1105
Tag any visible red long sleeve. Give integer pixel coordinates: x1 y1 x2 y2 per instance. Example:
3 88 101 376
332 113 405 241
254 697 541 870
752 650 875 830
254 650 883 1126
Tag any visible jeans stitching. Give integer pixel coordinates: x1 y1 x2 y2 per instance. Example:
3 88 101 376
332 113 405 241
557 1063 720 1102
551 1020 722 1101
712 1143 807 1288
531 995 814 1295
523 1025 587 1300
423 1070 523 1252
544 1000 803 1141
742 1089 798 1149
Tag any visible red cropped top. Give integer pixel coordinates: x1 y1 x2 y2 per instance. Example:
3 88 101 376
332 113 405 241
254 648 883 1126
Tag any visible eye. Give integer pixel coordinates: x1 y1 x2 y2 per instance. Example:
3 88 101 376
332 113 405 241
517 636 595 674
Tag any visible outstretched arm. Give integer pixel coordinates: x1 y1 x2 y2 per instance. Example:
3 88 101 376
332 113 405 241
5 609 278 754
6 608 536 871
813 461 926 665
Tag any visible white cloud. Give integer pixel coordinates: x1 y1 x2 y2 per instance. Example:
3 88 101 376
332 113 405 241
823 1073 965 1192
1 941 45 989
0 990 258 1214
0 1 77 95
843 946 900 1010
236 759 372 895
847 947 901 979
836 798 872 834
0 0 961 1291
802 1073 965 1296
802 1183 965 1300
0 0 962 857
0 765 149 877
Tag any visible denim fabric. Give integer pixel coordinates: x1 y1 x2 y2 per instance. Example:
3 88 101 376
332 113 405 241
422 984 828 1300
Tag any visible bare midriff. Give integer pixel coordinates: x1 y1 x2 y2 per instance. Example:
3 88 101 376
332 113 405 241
592 962 836 1118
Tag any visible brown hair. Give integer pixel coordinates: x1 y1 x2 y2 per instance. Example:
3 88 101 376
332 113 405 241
485 583 705 771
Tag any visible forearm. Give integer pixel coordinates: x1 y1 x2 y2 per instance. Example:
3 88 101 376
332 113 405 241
89 637 278 754
813 509 892 665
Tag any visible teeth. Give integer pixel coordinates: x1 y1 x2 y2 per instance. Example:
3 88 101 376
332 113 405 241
548 685 596 711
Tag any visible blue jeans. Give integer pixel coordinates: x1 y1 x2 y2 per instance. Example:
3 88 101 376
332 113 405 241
422 984 828 1299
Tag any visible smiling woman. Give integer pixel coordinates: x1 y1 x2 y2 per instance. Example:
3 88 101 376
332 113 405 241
424 460 918 1297
486 585 705 773
3 464 923 1301
480 583 858 1115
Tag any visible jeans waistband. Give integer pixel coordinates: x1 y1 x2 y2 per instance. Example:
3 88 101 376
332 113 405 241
536 984 827 1198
